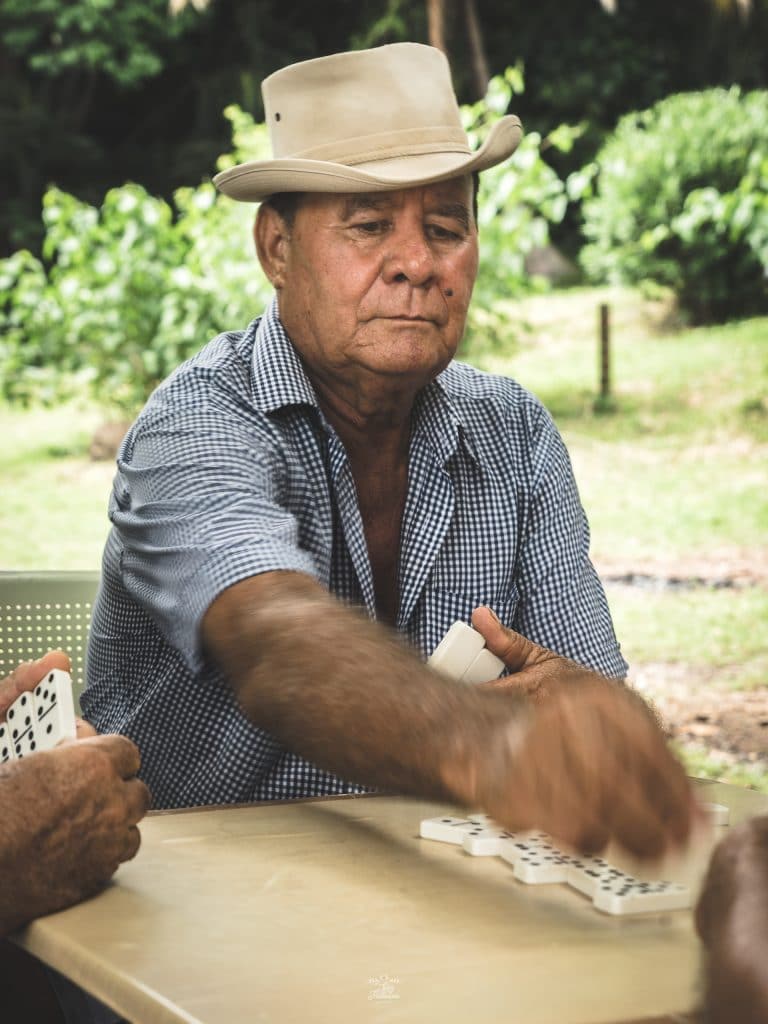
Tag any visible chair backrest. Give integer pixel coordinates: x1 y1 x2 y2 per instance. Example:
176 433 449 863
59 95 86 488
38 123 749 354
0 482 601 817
0 571 100 713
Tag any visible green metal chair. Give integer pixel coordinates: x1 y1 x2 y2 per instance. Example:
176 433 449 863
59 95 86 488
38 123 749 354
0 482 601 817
0 571 100 713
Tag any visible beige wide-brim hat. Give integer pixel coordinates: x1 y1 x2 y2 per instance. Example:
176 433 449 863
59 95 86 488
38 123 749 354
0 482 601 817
213 42 522 202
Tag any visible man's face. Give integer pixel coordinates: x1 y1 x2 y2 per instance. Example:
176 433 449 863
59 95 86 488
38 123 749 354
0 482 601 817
259 177 479 393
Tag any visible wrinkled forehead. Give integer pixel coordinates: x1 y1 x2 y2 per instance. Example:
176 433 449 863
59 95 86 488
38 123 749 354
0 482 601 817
298 174 476 222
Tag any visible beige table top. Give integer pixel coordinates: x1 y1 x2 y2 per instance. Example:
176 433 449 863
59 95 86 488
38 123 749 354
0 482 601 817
14 779 768 1024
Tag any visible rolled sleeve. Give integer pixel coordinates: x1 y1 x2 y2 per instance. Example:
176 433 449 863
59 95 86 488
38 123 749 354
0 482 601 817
111 408 319 673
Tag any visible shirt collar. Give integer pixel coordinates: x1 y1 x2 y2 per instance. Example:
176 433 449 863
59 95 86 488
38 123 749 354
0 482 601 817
249 296 320 414
249 296 479 466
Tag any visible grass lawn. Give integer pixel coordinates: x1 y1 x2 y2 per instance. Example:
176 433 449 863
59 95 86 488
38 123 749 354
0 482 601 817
0 403 113 571
1 285 766 788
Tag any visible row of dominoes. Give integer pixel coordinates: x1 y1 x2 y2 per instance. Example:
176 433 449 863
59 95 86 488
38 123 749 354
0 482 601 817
427 621 505 684
419 815 692 916
0 669 77 762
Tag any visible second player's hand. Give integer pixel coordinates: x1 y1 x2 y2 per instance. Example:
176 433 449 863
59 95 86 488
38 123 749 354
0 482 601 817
0 734 150 934
0 651 71 718
0 650 96 739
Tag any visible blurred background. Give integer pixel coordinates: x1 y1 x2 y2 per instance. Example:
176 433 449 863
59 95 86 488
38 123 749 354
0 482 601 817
1 0 766 788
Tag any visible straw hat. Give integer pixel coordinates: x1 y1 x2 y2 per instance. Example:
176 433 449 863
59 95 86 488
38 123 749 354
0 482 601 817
213 42 522 202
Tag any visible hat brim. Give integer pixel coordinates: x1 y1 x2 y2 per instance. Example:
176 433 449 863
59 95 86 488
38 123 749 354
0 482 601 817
214 115 522 202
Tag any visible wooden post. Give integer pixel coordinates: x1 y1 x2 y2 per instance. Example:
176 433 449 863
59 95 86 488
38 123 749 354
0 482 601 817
464 0 490 98
599 303 611 403
427 0 447 53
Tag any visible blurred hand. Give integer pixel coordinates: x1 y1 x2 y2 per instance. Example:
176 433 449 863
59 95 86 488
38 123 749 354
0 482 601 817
439 613 696 858
499 679 694 855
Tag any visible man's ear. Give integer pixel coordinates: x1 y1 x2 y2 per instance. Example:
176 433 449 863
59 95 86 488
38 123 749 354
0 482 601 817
254 204 290 289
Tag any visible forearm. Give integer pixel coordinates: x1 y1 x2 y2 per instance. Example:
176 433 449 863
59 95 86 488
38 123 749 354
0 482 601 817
202 573 528 804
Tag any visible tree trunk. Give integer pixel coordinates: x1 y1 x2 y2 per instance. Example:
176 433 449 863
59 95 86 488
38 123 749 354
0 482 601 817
464 0 490 98
427 0 447 53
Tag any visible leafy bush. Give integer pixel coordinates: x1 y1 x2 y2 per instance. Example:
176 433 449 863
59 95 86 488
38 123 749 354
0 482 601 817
0 109 272 414
461 66 576 355
580 88 768 324
0 74 573 412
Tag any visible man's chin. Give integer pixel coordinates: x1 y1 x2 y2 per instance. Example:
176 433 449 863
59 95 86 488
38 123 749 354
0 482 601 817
361 350 454 383
357 327 458 379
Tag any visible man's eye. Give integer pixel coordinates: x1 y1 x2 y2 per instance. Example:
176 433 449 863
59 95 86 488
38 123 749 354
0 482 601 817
427 224 462 241
351 220 387 235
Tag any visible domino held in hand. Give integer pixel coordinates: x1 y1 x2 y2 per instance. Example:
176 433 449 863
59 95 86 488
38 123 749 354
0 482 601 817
34 669 77 751
7 691 39 758
0 671 77 763
428 621 505 684
0 719 16 763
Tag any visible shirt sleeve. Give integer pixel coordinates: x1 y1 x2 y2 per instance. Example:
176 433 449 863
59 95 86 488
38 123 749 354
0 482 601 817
512 403 628 679
109 397 319 674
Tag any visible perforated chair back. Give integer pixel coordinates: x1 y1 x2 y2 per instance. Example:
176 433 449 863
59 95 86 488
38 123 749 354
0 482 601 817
0 571 100 713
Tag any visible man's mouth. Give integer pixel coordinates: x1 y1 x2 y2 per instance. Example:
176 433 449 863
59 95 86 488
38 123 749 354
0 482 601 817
382 314 431 321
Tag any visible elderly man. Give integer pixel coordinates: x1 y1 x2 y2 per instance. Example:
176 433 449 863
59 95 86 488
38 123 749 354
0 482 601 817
84 42 693 856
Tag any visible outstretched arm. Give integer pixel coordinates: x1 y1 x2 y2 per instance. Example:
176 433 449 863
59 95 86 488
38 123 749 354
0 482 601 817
202 572 694 858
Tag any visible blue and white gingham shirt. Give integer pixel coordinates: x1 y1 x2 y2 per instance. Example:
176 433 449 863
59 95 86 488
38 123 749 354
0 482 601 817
84 298 627 809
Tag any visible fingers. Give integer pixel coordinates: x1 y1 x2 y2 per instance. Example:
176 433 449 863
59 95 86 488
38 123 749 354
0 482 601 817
75 717 98 739
33 650 71 676
513 683 695 859
124 777 152 824
470 607 544 671
0 651 72 718
123 825 142 863
81 733 142 779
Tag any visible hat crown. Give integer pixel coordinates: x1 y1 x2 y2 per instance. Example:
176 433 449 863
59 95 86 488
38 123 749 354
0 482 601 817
262 43 467 163
213 42 522 202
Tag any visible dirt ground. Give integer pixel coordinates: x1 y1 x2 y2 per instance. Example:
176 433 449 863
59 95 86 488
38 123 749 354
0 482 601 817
598 553 768 775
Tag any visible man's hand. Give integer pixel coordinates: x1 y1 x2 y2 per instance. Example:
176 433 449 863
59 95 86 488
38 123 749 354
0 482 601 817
488 680 693 855
0 655 151 936
0 651 96 738
204 574 694 863
470 606 604 698
0 734 150 935
441 615 695 857
695 816 768 1023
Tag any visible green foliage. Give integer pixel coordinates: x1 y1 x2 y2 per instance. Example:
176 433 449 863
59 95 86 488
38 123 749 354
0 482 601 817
461 67 576 355
1 0 196 85
0 112 273 414
580 88 768 323
0 73 574 411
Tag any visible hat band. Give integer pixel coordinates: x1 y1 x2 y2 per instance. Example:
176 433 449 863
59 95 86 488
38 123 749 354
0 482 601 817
290 126 470 166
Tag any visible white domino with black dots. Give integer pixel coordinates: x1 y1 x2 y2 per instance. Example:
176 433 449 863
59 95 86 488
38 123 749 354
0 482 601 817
420 814 694 916
428 621 505 684
423 622 725 915
1 669 77 763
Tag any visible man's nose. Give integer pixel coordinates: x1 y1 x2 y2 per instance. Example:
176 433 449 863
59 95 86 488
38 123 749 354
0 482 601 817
382 228 436 287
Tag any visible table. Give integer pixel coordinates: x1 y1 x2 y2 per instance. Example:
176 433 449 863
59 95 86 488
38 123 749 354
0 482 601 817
14 780 768 1024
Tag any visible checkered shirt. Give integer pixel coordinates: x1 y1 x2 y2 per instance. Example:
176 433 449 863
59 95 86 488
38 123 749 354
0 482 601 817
84 297 627 809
